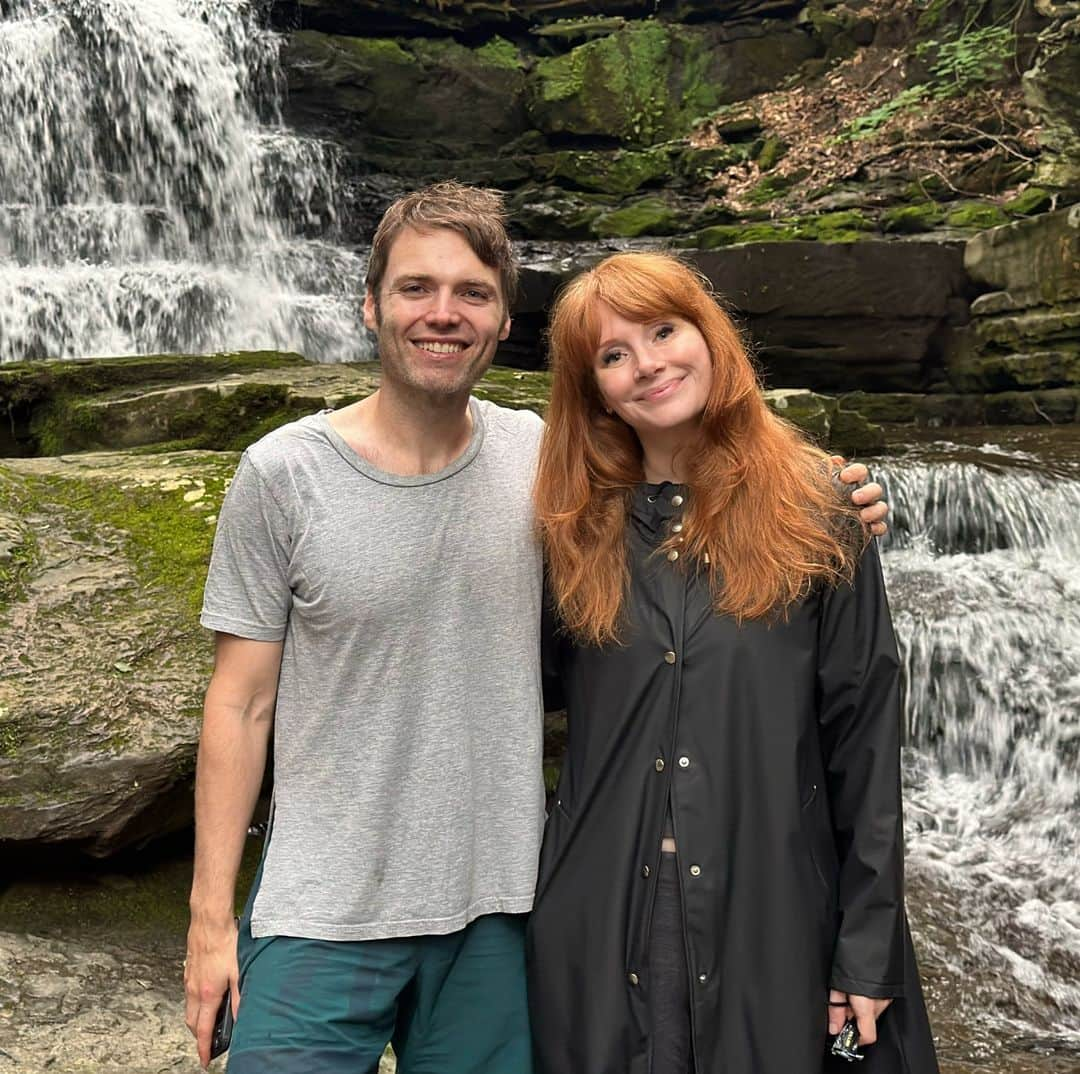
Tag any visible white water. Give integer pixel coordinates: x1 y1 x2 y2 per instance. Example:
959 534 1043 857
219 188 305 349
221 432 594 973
0 0 370 361
879 451 1080 1057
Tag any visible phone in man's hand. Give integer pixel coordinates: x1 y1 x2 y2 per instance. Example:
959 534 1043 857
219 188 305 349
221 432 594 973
209 989 234 1060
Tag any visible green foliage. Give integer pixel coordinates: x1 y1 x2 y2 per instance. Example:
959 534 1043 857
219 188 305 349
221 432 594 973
917 24 1014 98
840 86 928 141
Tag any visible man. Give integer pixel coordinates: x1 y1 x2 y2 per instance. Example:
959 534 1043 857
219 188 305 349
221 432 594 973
184 181 888 1072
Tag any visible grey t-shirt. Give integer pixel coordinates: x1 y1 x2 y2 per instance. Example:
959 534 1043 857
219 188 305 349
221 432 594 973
200 399 546 941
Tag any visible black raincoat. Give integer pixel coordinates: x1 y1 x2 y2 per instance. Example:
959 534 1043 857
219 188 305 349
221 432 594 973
528 483 939 1074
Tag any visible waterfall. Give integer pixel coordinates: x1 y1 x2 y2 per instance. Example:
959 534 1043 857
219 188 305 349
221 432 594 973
877 440 1080 1057
0 0 369 362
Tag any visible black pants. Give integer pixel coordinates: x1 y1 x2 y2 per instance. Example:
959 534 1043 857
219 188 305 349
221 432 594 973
648 852 695 1074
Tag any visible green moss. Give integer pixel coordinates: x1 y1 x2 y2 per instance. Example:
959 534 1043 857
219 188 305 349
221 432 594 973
745 170 807 205
883 203 945 233
756 135 788 172
528 22 722 146
593 196 679 238
944 202 1009 229
697 212 872 248
337 36 414 66
474 35 523 71
533 147 672 196
1003 187 1053 216
22 458 235 619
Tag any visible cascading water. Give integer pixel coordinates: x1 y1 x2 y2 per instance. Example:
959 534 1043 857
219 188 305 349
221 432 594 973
0 0 369 362
879 433 1080 1068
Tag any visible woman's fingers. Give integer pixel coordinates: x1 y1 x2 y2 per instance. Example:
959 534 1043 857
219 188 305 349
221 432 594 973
848 994 893 1046
827 988 850 1035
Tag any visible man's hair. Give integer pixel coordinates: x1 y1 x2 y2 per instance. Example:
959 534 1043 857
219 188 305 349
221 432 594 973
366 181 518 310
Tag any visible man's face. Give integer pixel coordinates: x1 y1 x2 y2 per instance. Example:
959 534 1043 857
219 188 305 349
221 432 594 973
364 226 510 400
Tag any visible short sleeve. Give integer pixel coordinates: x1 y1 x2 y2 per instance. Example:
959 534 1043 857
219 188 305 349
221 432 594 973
200 453 293 641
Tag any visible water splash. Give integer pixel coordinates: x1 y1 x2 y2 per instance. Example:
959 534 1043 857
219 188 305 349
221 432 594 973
0 0 369 361
878 452 1080 1064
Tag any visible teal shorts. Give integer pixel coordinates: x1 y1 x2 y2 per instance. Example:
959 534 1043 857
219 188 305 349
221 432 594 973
229 870 533 1074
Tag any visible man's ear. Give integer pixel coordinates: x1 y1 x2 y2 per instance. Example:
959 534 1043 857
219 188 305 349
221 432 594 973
362 289 378 332
499 315 511 342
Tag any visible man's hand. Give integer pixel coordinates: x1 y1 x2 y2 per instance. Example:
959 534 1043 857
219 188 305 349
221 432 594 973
184 914 240 1068
827 987 893 1044
832 458 889 537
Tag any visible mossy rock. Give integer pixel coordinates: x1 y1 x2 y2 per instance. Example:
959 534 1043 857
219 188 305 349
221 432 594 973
283 30 529 156
756 135 788 172
592 196 680 238
948 350 1080 393
0 352 310 456
1003 187 1054 216
944 202 1010 230
837 392 922 425
508 186 609 239
697 212 873 249
745 169 809 205
532 146 673 196
526 21 816 147
882 203 945 234
676 143 748 184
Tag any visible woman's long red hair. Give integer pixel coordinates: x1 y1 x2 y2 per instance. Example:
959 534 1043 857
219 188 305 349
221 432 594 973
534 251 863 646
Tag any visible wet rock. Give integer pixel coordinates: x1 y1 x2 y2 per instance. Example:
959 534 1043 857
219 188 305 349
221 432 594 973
0 452 236 855
526 21 816 146
1023 14 1080 190
946 209 1080 392
282 32 529 163
964 206 1080 308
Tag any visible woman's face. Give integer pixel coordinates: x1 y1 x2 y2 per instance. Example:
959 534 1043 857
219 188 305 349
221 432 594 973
592 303 713 441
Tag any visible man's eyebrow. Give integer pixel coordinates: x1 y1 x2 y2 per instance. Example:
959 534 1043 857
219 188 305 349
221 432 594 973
387 274 496 293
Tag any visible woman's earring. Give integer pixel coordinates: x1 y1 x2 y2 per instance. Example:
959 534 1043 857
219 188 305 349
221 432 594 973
603 405 613 415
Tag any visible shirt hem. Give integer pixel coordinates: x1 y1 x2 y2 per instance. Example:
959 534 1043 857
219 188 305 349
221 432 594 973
199 613 286 641
250 893 536 942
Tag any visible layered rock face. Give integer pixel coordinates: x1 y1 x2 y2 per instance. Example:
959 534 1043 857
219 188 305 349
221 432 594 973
267 0 1080 410
944 207 1080 422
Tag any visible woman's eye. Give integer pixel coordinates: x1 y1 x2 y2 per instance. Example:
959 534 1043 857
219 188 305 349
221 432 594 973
600 350 627 367
655 324 674 341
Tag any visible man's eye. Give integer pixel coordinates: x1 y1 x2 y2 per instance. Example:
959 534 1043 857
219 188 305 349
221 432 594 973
400 284 426 295
464 289 490 301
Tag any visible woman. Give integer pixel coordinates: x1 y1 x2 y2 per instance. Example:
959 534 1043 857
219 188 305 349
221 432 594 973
528 252 938 1074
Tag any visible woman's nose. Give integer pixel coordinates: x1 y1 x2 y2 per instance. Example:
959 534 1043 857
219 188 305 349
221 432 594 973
634 352 664 379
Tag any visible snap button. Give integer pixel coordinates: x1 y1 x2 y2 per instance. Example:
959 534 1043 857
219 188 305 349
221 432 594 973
678 756 690 768
655 758 665 772
663 651 676 664
671 494 684 507
667 549 679 562
689 864 701 877
628 972 639 986
641 865 650 878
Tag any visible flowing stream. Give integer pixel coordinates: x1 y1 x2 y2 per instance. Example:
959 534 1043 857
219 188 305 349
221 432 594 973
0 0 368 361
878 429 1080 1070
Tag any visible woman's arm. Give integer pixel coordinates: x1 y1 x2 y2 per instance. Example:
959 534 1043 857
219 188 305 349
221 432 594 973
817 540 906 1007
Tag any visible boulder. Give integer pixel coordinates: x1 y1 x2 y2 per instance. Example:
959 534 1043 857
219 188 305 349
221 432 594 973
0 451 229 855
511 240 971 391
1023 14 1080 191
946 209 1080 391
526 21 818 146
964 205 1080 307
281 32 530 161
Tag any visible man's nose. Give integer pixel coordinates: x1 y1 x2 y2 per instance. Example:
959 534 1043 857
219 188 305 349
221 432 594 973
425 291 461 325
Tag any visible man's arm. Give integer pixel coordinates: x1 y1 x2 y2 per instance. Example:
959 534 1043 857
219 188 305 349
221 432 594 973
184 633 282 1069
833 459 889 537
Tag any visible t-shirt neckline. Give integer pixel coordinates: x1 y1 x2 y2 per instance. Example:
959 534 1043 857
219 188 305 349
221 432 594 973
315 397 486 487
